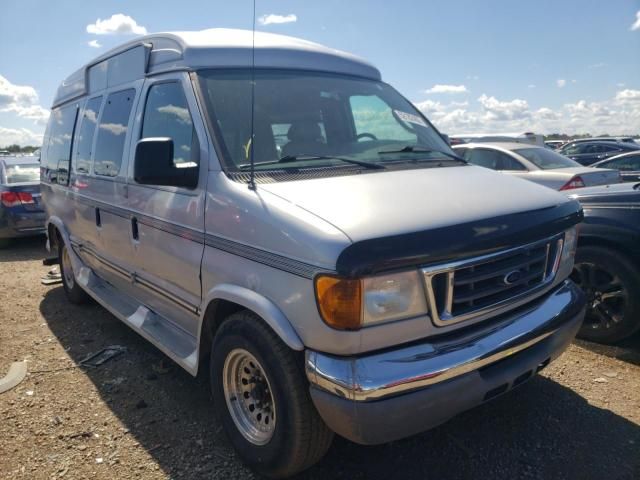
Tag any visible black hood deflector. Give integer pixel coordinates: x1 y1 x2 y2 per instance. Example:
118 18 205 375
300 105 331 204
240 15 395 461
336 200 583 277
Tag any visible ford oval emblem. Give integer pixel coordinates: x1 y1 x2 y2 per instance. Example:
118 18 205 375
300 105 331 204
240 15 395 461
503 270 522 285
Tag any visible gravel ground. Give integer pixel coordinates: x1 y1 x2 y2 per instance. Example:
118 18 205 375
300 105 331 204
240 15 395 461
1 237 639 480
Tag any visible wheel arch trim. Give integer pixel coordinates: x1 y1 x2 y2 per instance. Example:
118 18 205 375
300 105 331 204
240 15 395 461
200 284 305 352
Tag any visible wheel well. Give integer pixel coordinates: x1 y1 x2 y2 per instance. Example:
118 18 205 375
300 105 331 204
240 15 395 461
578 236 640 266
48 224 60 251
198 299 246 365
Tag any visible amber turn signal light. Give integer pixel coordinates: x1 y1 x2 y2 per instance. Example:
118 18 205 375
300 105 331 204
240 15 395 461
315 275 362 330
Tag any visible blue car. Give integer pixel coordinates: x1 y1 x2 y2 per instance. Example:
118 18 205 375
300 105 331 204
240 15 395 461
0 156 46 247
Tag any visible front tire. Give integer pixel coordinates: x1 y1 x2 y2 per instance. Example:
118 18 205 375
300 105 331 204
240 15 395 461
59 241 89 304
211 311 333 478
571 245 640 344
0 238 10 249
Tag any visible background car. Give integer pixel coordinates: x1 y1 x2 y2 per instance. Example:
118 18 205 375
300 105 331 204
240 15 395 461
453 142 620 190
569 182 640 343
565 136 637 145
545 140 565 150
591 150 640 182
0 156 45 248
558 140 640 165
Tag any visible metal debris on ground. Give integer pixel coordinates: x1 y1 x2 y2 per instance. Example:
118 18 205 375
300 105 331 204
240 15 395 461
0 361 28 394
151 359 171 375
41 267 62 285
79 345 127 368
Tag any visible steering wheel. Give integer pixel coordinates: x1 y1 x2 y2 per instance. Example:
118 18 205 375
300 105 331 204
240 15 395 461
356 133 378 142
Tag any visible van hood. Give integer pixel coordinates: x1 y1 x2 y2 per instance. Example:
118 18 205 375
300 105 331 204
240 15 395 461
260 165 583 275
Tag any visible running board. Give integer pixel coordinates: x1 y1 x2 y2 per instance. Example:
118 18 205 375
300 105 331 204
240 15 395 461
76 266 199 375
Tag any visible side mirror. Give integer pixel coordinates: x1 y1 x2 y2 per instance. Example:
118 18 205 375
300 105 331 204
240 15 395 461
134 137 198 189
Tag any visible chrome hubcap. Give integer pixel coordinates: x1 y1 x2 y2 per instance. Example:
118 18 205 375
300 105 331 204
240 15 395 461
61 246 75 289
571 262 626 330
222 349 276 445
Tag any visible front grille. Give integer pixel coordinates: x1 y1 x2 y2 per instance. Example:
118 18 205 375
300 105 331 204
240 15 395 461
422 234 564 326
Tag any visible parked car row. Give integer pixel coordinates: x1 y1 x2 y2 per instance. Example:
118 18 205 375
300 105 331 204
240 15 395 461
452 142 621 190
4 28 638 478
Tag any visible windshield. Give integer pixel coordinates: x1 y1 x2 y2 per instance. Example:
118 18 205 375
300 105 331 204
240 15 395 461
4 163 40 184
197 70 452 172
515 148 581 170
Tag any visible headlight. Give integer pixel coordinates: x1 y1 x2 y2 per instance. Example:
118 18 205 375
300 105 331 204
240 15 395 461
315 270 428 330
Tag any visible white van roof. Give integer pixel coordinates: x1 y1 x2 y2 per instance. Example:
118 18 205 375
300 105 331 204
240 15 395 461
53 28 381 107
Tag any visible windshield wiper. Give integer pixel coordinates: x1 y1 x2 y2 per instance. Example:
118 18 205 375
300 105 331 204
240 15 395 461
239 154 385 170
378 145 467 163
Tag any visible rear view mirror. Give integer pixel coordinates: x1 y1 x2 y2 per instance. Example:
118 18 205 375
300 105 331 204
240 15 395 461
134 137 198 189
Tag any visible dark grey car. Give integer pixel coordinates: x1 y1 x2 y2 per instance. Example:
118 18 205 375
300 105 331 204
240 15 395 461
591 150 640 182
0 157 45 247
559 140 640 166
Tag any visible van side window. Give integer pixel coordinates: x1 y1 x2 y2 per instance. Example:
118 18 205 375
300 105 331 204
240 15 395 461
141 82 198 168
94 89 135 177
46 104 79 184
75 96 102 174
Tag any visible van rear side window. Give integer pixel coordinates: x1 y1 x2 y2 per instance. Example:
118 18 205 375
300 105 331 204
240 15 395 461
75 96 102 174
46 104 78 183
94 89 135 177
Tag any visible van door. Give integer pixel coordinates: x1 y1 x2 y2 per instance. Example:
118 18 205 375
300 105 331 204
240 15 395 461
126 73 207 336
69 95 103 271
87 86 140 290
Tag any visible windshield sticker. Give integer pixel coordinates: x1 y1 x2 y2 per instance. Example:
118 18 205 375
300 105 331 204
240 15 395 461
394 110 428 128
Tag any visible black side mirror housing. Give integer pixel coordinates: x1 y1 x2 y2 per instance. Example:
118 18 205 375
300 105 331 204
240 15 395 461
134 137 198 189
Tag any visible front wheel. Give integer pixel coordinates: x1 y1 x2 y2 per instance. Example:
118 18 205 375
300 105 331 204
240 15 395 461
211 311 333 478
571 245 640 344
59 241 89 304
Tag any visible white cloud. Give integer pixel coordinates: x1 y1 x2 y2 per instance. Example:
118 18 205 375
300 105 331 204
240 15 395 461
0 75 38 107
99 123 127 135
425 84 468 94
617 83 626 88
86 14 147 35
413 88 640 136
258 14 297 25
631 10 640 31
0 75 49 125
466 75 479 81
528 84 536 89
157 104 192 124
477 94 530 121
588 62 607 69
556 79 566 88
615 89 640 103
88 40 102 48
0 126 43 147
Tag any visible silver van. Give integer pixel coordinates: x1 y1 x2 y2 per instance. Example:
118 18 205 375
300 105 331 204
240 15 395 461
42 29 586 478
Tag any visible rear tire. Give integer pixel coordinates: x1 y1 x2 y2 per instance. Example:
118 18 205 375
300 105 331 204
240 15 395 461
571 245 640 344
0 238 10 249
58 241 89 304
210 311 333 478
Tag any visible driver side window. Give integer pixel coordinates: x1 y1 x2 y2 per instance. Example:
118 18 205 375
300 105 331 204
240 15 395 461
350 95 416 142
141 82 198 168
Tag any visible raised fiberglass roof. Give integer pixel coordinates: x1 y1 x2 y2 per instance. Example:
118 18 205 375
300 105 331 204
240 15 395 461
53 28 381 107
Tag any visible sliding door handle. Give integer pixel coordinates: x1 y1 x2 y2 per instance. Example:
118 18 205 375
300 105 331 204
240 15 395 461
131 217 139 241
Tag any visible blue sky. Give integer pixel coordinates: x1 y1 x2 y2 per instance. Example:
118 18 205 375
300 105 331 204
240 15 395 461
1 0 639 145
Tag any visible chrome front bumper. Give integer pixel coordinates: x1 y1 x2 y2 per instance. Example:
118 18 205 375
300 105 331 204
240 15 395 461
305 280 585 444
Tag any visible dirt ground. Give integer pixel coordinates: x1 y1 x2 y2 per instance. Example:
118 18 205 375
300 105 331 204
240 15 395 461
1 237 639 480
